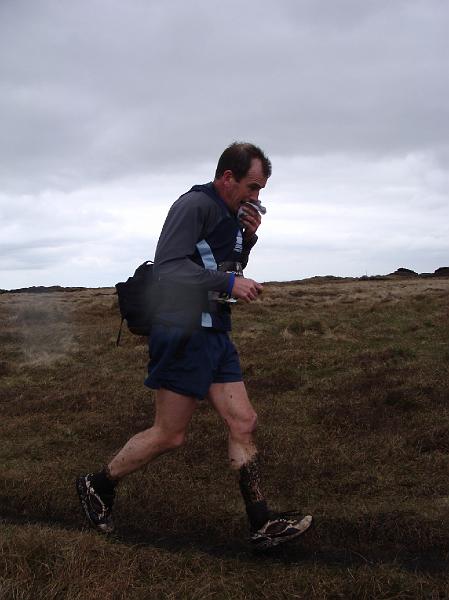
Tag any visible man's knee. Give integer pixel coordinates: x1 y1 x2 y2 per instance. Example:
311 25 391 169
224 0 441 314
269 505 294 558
150 426 187 451
228 409 258 438
163 430 187 450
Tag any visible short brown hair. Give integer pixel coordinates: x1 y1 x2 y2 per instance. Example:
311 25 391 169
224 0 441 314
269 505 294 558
215 142 272 181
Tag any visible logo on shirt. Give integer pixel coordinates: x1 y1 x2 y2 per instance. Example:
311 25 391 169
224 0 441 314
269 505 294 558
234 231 243 254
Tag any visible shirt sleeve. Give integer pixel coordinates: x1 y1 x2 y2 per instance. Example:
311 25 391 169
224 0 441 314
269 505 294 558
154 193 230 293
241 234 258 269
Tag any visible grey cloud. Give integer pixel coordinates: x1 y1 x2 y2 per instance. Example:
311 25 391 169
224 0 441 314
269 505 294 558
0 237 76 272
0 238 78 255
1 0 447 194
0 229 153 276
1 0 447 287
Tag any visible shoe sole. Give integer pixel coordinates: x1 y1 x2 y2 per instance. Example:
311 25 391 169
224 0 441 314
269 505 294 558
75 477 115 534
252 514 313 550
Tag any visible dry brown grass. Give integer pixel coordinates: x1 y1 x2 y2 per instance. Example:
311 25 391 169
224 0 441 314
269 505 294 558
1 278 448 599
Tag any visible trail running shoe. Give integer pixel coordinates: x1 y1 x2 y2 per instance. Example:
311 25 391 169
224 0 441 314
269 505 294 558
76 474 115 533
250 511 312 550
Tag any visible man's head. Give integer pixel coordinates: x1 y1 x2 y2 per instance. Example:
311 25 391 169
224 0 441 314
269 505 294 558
213 142 271 214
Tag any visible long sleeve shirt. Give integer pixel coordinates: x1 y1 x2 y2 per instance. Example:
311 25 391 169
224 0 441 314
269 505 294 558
153 182 257 331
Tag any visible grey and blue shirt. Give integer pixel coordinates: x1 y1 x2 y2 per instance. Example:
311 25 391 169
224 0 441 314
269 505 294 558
153 183 257 331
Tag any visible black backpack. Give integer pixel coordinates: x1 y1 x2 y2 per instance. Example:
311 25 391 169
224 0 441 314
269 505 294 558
115 261 156 345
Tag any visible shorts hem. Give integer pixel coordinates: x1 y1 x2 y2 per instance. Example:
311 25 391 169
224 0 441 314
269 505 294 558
145 378 208 401
212 375 243 384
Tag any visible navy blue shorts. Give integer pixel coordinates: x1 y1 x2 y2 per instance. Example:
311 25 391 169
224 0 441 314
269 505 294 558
144 324 243 400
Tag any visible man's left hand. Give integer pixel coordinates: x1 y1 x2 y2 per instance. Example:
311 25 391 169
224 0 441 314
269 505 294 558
240 204 262 240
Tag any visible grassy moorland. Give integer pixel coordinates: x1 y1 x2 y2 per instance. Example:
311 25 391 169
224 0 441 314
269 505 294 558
0 277 448 599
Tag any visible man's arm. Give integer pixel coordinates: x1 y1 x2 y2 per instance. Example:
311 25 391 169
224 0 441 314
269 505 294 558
236 204 263 299
240 203 261 269
154 193 229 294
241 234 258 269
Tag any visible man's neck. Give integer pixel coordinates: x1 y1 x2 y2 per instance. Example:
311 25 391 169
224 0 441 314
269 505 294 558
212 180 233 213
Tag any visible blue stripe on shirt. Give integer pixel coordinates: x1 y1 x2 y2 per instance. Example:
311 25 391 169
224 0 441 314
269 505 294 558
196 239 216 327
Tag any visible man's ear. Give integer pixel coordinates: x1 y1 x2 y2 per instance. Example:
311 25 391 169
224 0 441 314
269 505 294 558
222 170 235 185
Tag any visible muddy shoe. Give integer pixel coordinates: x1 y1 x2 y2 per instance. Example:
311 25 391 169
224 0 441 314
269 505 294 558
76 474 115 533
250 512 312 550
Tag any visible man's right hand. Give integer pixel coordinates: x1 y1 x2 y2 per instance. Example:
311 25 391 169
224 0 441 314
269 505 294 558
231 276 263 303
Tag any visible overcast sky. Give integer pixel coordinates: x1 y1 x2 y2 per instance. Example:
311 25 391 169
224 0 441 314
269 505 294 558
1 0 448 289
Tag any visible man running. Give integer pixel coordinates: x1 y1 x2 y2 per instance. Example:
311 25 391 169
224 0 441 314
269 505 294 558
76 142 312 550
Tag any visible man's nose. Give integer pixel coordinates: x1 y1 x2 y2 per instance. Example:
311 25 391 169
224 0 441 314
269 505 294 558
248 190 259 202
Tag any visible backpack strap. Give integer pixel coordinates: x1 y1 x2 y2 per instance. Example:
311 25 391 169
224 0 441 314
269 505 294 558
116 317 125 347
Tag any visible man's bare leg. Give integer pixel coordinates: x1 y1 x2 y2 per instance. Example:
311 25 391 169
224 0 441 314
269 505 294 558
76 388 196 532
108 388 197 479
207 382 257 466
207 381 269 528
207 381 312 547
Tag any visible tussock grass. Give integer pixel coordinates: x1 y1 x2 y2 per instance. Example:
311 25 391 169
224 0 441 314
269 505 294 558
1 278 449 598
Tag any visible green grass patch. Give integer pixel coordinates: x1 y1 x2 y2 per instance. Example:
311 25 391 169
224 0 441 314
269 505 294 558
1 280 449 598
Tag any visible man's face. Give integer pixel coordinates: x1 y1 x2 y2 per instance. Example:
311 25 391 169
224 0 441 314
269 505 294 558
223 158 268 214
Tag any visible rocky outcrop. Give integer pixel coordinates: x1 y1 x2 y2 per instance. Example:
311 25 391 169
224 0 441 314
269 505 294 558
1 285 86 294
389 267 418 277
